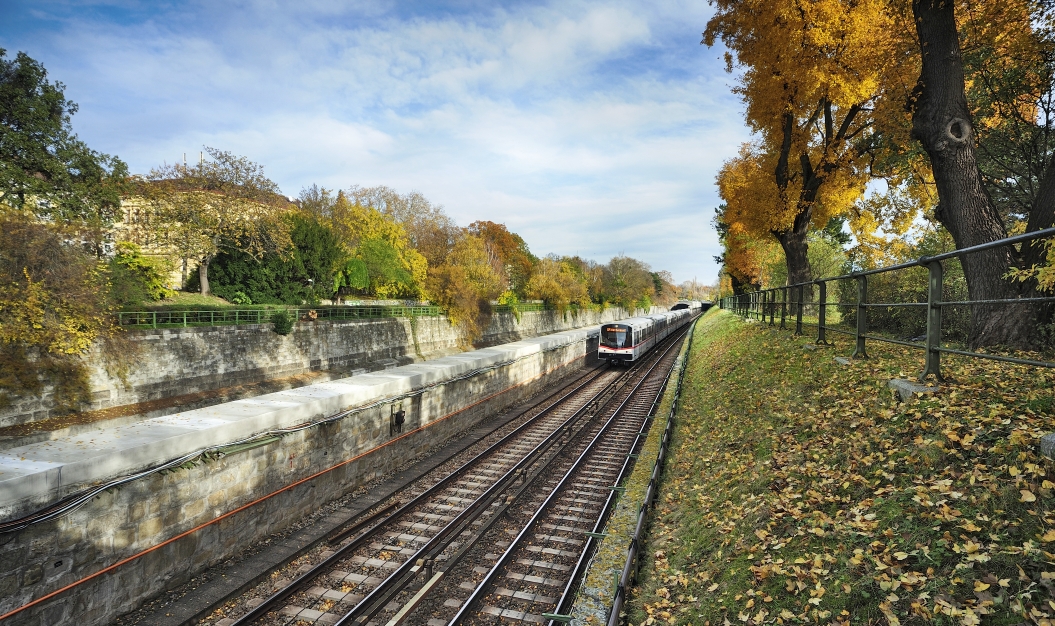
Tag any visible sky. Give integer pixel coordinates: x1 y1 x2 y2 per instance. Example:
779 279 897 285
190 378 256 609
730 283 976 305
0 0 749 285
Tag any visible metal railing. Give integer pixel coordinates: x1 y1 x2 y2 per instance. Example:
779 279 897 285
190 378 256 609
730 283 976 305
719 226 1055 381
115 301 603 329
116 305 444 329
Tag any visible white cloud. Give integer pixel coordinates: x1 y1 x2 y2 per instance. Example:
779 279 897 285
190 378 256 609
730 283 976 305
0 0 746 284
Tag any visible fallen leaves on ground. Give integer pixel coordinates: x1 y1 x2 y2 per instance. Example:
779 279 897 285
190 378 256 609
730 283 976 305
627 310 1055 625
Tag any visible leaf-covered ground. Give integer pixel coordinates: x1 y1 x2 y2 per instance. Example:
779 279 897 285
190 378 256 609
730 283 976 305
627 308 1055 625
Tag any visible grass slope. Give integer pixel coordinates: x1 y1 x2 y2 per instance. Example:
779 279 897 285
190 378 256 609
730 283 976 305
628 309 1054 626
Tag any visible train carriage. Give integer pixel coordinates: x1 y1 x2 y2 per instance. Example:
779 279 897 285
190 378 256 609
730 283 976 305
598 301 702 365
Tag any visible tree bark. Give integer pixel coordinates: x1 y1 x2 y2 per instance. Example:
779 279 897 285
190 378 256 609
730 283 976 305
198 256 212 296
730 272 756 295
774 209 812 288
1024 151 1055 268
911 0 1034 347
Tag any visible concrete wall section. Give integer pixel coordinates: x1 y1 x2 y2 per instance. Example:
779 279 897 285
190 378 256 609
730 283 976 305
0 327 599 626
1 308 630 429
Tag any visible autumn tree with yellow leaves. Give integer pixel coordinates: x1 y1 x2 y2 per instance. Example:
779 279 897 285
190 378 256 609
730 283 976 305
709 0 1055 346
706 0 909 288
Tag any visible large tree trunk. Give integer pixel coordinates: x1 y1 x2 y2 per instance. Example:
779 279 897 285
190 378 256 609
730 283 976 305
198 256 212 296
775 228 810 287
1024 152 1055 268
911 0 1033 348
729 272 758 295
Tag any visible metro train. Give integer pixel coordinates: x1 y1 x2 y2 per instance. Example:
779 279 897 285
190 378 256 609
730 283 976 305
598 301 704 365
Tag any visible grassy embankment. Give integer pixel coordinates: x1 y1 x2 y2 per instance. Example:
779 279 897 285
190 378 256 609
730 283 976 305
628 308 1054 625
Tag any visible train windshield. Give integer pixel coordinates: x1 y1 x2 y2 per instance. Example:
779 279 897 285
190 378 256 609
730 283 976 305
601 326 632 348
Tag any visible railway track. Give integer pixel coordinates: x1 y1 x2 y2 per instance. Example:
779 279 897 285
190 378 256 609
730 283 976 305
215 323 691 626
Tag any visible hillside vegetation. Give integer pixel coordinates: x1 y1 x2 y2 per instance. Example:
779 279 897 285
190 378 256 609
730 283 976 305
628 308 1054 625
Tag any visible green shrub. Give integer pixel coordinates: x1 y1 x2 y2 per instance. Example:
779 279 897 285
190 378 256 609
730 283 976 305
271 309 294 335
109 242 175 306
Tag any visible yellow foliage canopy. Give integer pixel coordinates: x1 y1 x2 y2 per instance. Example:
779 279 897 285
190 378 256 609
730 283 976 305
707 0 915 282
329 193 428 298
525 257 590 311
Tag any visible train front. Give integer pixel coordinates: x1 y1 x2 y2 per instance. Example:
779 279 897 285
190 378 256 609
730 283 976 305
599 323 634 364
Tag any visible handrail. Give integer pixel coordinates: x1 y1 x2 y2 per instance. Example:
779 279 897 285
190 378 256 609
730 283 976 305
116 301 627 329
719 226 1055 380
116 305 441 328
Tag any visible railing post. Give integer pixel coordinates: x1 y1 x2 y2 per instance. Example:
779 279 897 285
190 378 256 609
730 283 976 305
780 287 787 330
768 290 775 326
795 284 804 335
817 281 827 344
852 274 868 359
153 311 157 329
920 259 944 381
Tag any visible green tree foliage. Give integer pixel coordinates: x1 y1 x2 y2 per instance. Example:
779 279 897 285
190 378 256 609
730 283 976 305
357 237 417 297
600 256 656 311
333 258 369 294
108 242 175 306
142 147 292 296
191 212 345 305
0 49 129 254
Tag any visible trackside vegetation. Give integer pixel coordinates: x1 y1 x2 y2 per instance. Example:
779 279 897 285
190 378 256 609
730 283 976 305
626 308 1054 625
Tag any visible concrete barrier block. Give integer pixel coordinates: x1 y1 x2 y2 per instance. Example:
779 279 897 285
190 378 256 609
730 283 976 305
887 379 939 402
1040 433 1055 461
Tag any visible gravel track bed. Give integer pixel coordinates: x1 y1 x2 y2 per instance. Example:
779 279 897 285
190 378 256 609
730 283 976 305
236 370 620 626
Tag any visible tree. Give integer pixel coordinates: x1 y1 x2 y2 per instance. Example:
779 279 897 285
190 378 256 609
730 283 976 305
0 214 113 410
467 220 536 295
555 255 606 302
705 0 907 286
0 49 129 254
601 256 656 311
142 147 292 295
197 212 346 305
524 256 590 311
909 0 1035 346
108 241 175 306
427 233 503 342
328 192 426 298
346 185 461 267
650 270 679 307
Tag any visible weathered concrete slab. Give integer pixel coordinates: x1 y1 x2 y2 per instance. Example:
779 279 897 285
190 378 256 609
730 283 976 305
1040 433 1055 461
887 378 940 402
0 327 597 517
834 357 851 366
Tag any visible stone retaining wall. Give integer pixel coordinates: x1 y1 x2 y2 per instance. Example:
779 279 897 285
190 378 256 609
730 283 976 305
1 307 630 429
0 331 598 626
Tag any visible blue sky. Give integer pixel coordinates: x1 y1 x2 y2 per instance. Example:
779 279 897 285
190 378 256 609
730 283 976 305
0 0 748 285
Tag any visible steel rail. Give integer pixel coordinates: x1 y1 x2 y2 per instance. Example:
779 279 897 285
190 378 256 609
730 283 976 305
333 331 690 626
449 325 689 624
607 317 698 626
331 373 616 625
545 332 685 625
227 365 614 626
